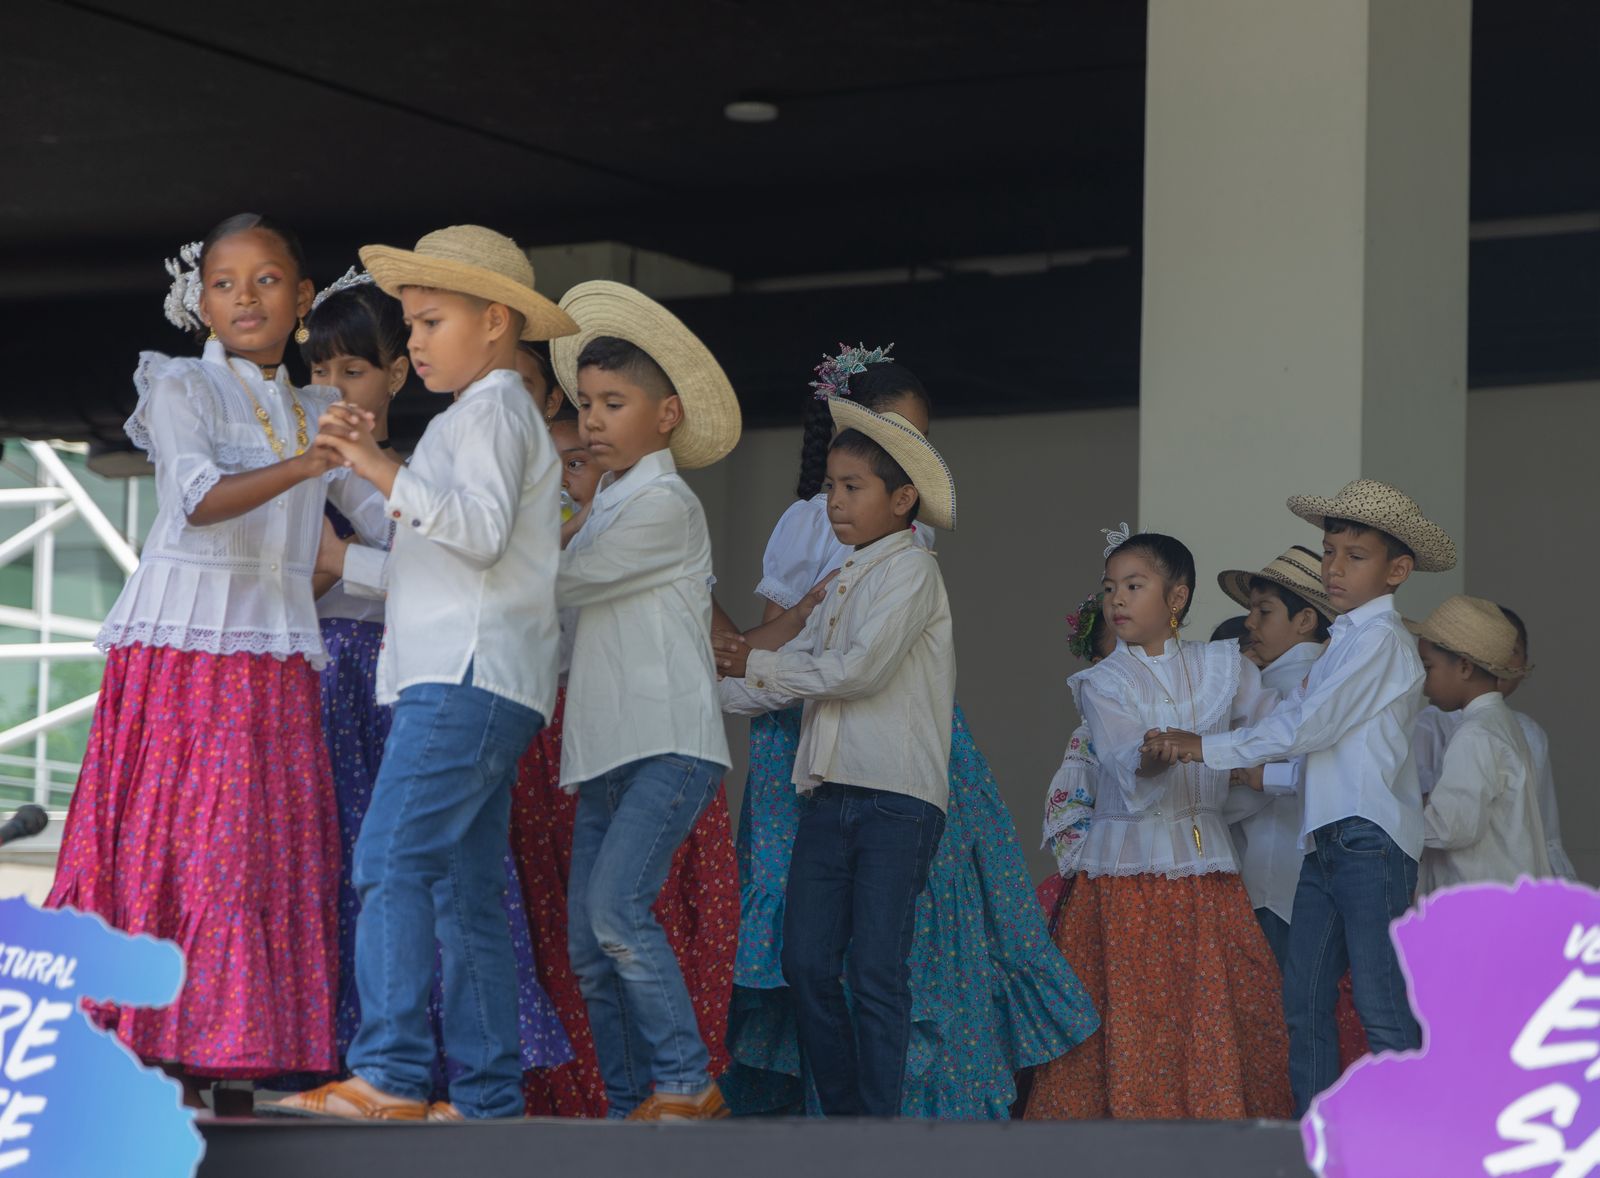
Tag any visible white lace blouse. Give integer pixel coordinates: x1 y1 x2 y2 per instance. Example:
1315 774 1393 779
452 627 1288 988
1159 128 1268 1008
756 493 934 608
98 340 375 668
1068 637 1275 879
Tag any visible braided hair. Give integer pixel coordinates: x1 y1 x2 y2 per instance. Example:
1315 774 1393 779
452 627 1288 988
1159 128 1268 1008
795 361 931 499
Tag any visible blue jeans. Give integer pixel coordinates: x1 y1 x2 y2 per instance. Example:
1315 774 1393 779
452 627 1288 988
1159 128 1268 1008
568 754 724 1117
1283 816 1420 1116
781 784 945 1117
1256 907 1291 974
347 673 544 1119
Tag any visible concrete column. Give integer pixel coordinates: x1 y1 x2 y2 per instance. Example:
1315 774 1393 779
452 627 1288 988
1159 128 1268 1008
1137 0 1470 628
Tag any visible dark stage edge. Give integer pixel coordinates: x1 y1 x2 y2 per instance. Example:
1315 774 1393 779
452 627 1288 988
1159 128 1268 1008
199 1116 1312 1178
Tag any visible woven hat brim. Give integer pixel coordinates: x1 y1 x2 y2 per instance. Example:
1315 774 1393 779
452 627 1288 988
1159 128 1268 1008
1217 568 1338 622
1403 617 1528 681
1285 493 1457 573
358 245 578 342
827 398 956 531
549 281 741 470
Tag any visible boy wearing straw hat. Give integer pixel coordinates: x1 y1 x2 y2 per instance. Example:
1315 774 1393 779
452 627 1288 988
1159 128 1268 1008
1215 544 1340 971
547 280 740 1121
1146 478 1455 1115
719 398 956 1118
267 225 577 1121
1409 596 1549 894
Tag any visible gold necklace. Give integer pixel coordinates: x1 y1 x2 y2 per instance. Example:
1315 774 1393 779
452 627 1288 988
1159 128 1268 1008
1128 636 1206 855
228 362 308 458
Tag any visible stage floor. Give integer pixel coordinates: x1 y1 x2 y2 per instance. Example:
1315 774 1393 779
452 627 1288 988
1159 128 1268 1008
199 1116 1312 1178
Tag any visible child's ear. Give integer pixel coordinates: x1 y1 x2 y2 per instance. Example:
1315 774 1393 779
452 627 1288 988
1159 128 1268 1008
656 393 685 436
1386 553 1415 589
1293 608 1318 637
295 277 315 318
484 301 514 342
388 355 410 395
891 483 920 519
1168 581 1191 619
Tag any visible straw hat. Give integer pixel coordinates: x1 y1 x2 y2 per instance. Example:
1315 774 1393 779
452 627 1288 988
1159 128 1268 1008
1405 595 1529 680
1218 545 1339 621
828 397 956 530
550 281 741 470
1285 479 1457 572
359 226 577 341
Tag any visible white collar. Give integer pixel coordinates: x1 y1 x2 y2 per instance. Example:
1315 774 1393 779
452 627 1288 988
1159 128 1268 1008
202 337 293 387
455 367 522 404
595 447 678 510
1332 593 1396 631
1121 636 1180 665
848 528 917 564
1270 641 1323 671
1461 691 1505 719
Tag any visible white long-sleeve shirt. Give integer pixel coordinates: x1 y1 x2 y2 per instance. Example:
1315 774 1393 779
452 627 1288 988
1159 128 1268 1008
557 448 730 787
1415 703 1574 880
1419 692 1550 893
1202 594 1426 859
720 528 954 811
1223 641 1321 921
340 368 560 714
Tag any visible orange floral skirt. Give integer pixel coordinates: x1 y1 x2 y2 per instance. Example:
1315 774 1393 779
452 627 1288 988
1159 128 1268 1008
1024 870 1291 1120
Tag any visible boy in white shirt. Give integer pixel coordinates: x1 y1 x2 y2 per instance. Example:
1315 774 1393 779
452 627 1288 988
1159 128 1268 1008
1413 605 1576 878
719 398 956 1118
547 281 740 1121
1410 596 1549 893
1147 479 1456 1116
267 225 575 1121
1215 545 1338 971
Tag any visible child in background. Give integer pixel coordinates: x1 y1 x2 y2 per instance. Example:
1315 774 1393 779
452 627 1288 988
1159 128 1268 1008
1413 606 1575 879
49 214 365 1106
302 271 569 1106
1411 596 1548 892
510 394 739 1119
550 280 741 1121
1148 479 1456 1116
714 347 1096 1120
1215 545 1337 970
1025 533 1288 1121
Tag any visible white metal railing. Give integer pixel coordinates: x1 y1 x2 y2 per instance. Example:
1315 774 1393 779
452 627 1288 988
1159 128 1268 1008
0 441 140 808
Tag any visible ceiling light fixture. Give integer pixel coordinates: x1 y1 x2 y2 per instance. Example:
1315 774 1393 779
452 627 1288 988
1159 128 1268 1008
724 99 779 124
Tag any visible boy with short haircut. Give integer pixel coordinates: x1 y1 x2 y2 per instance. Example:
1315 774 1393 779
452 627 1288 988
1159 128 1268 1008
1148 479 1456 1116
548 280 740 1121
719 398 957 1118
1410 596 1548 893
1215 544 1339 970
267 225 576 1120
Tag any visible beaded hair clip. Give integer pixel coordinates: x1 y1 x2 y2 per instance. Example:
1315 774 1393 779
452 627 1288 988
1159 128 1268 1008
808 341 895 401
162 240 205 333
311 266 376 313
1100 520 1132 559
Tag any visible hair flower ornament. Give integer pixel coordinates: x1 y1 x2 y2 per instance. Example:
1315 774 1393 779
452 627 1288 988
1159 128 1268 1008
808 341 895 401
1101 521 1132 559
162 240 205 333
311 266 375 313
1065 590 1106 662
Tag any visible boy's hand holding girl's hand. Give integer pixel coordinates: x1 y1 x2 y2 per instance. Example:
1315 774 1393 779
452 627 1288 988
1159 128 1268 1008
315 403 394 486
713 633 751 681
1140 728 1204 768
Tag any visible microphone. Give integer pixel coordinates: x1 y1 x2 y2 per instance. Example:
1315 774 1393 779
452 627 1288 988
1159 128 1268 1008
0 805 48 847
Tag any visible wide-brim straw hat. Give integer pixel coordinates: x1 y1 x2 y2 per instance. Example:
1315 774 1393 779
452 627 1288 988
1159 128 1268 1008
828 397 956 531
1218 544 1339 621
1286 478 1457 573
550 280 741 470
359 225 577 342
1404 595 1529 680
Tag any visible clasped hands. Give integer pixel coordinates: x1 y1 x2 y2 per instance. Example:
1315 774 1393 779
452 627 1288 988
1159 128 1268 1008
314 403 389 481
1140 728 1204 771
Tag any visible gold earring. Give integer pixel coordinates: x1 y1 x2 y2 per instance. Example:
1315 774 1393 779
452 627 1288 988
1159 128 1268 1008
206 328 217 341
294 317 310 345
1170 610 1181 633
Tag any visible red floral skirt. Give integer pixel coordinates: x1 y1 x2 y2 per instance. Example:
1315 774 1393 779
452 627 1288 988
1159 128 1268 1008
1024 870 1292 1120
46 644 340 1078
510 690 738 1117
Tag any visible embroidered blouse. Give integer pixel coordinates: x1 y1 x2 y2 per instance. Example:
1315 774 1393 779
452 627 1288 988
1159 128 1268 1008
1069 637 1274 879
98 340 375 668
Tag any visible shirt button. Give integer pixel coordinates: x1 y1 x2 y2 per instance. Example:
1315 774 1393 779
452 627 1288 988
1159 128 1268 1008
269 563 278 572
837 585 847 595
391 510 402 519
277 501 285 510
755 679 766 689
844 559 854 567
411 519 421 527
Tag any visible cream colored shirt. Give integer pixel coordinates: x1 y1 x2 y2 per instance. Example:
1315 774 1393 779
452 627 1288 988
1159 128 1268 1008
556 448 730 788
720 529 954 811
1420 692 1551 893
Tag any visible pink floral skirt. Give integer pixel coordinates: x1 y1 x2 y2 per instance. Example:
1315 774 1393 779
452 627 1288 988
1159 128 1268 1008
47 643 340 1078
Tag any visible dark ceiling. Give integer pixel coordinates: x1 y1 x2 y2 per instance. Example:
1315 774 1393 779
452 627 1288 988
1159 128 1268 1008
3 0 1597 447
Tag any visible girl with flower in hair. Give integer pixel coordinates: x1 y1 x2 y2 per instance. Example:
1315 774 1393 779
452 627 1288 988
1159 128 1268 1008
713 345 1097 1119
47 214 380 1106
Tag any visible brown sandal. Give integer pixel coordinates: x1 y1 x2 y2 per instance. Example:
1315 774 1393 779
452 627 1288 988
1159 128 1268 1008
259 1079 427 1121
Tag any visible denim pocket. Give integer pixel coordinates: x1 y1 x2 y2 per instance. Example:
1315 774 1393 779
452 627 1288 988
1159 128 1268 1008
869 790 927 823
1335 818 1390 856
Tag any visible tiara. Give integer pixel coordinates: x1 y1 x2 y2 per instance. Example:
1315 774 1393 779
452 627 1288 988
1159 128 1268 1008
311 266 375 313
1101 521 1132 559
809 341 894 401
1065 591 1106 662
162 240 205 333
